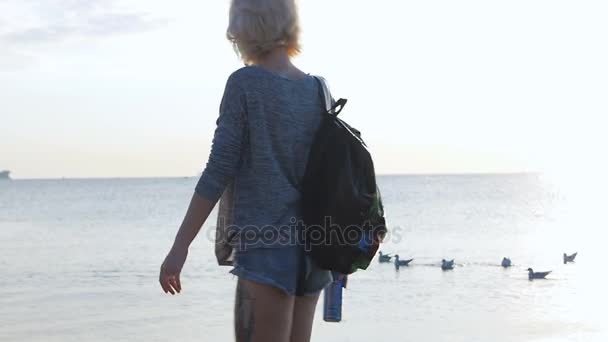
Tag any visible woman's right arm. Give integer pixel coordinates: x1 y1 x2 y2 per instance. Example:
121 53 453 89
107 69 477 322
159 75 247 295
172 192 216 250
172 75 248 250
159 192 214 295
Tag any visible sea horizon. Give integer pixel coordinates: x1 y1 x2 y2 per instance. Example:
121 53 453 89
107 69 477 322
2 171 542 181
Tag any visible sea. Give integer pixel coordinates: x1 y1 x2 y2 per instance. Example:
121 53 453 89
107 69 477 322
1 174 606 341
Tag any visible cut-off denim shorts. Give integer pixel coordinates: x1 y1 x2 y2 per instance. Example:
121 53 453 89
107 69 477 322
230 245 332 296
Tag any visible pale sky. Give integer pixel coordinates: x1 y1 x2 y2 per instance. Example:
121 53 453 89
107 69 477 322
1 0 607 179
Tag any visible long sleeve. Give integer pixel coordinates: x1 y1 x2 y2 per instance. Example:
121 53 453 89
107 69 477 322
195 77 248 203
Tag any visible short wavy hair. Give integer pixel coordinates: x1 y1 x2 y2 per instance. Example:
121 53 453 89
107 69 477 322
227 0 301 64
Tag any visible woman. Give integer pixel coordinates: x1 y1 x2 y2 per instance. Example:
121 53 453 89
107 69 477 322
159 0 332 341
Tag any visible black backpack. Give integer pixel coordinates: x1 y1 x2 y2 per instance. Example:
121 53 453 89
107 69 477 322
300 76 386 274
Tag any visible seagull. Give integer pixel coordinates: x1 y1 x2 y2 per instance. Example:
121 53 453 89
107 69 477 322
501 257 512 268
394 254 413 269
441 259 455 270
378 251 392 263
527 268 551 280
563 252 577 264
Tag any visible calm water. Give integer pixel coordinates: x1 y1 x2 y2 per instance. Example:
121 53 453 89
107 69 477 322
1 174 606 341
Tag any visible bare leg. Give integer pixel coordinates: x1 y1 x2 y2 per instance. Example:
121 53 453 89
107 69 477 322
234 278 295 342
289 292 321 342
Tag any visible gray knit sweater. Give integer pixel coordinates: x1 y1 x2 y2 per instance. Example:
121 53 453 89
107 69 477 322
195 65 324 249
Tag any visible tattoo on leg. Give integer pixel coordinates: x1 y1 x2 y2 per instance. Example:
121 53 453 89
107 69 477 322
235 280 255 342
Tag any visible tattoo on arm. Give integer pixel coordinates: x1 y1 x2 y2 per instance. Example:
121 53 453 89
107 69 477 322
235 280 256 342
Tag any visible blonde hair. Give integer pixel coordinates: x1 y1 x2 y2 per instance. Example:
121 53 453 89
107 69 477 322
227 0 301 64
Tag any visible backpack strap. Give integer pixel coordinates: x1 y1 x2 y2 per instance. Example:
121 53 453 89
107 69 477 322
313 76 347 116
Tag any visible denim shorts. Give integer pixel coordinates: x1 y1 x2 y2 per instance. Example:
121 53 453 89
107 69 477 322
230 245 332 296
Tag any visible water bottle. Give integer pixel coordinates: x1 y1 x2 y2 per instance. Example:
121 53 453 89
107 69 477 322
323 272 347 322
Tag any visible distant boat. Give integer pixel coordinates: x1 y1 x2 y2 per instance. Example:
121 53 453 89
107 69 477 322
527 268 551 280
501 257 512 268
563 252 577 264
0 170 10 180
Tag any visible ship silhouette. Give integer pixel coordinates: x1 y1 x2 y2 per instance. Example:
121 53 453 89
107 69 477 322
0 170 11 180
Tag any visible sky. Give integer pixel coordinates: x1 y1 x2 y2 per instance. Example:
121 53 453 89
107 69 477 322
1 0 607 179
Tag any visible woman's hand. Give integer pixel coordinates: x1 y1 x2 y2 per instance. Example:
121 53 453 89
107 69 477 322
159 193 216 295
159 244 188 295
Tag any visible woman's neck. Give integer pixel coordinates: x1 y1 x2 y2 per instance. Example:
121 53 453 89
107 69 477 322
252 48 305 79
